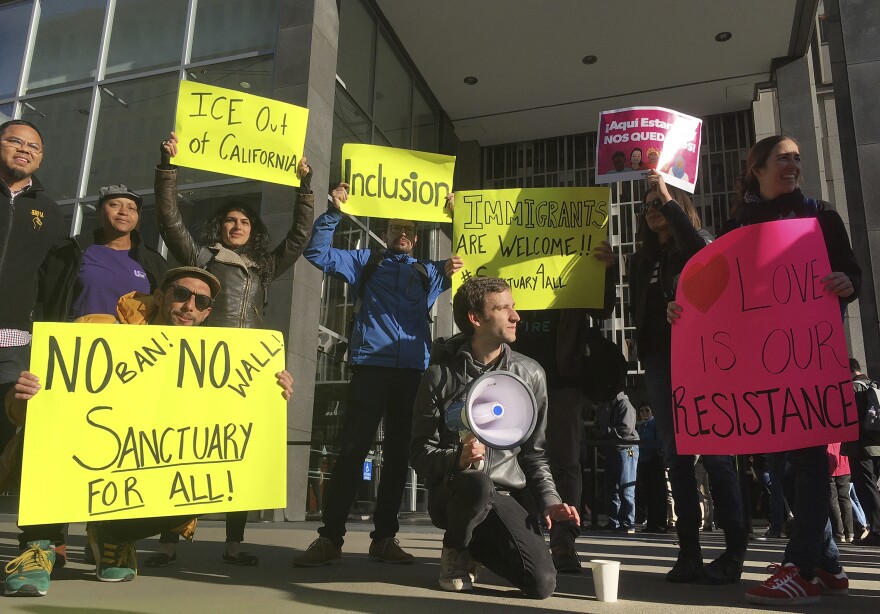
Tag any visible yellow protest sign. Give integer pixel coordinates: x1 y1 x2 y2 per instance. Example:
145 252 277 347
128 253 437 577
18 323 288 525
341 143 455 222
452 187 610 310
172 80 308 186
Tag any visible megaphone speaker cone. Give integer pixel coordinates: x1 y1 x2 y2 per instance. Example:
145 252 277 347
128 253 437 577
451 371 538 450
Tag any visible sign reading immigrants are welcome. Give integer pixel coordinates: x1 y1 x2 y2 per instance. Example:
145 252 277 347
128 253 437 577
341 143 455 222
172 80 309 187
18 323 288 525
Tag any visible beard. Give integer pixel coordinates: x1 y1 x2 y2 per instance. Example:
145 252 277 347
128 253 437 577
3 165 29 181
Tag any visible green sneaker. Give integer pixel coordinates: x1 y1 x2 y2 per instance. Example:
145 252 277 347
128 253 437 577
4 540 55 596
87 523 137 583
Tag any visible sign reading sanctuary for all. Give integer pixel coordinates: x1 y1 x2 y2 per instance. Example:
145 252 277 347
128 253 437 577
452 187 610 310
172 80 309 187
18 323 288 525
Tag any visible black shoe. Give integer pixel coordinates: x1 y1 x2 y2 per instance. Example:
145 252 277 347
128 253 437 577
666 552 703 583
550 544 582 574
695 551 744 585
853 532 880 547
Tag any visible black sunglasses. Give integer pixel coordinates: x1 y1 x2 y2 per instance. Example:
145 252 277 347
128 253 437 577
169 285 214 311
638 198 663 215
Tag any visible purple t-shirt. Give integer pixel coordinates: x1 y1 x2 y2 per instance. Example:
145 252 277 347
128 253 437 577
71 244 151 318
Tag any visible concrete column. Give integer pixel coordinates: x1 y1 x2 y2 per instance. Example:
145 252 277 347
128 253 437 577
825 0 880 375
262 0 339 521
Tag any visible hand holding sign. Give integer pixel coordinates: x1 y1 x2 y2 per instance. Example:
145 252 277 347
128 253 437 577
330 183 350 210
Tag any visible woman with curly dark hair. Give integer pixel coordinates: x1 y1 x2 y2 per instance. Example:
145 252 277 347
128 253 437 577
148 131 314 567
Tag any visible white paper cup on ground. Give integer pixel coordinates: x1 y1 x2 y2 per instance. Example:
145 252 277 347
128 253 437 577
590 559 620 602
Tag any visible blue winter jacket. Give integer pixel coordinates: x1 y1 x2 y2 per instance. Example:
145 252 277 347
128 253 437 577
304 207 451 370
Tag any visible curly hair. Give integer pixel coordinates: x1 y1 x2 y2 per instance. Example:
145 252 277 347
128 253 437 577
453 277 511 337
198 201 275 288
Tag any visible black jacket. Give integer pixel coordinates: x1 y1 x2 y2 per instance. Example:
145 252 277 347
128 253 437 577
627 199 712 354
410 334 562 514
0 176 66 331
38 228 167 322
594 391 640 448
155 166 314 328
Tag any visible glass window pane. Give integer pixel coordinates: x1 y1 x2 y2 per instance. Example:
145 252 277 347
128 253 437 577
412 85 437 152
27 0 106 93
20 88 93 200
337 0 375 116
88 73 180 195
191 0 278 63
105 0 187 77
177 56 275 185
0 1 33 98
331 85 371 189
0 104 13 123
373 33 411 148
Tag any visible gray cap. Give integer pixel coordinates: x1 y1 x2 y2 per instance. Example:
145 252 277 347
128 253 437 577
161 266 222 299
99 184 143 211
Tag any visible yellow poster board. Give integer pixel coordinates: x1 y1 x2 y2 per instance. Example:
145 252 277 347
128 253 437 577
172 80 309 186
452 187 610 310
341 143 455 222
18 323 288 525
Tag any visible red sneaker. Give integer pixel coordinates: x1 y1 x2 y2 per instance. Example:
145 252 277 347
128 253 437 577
816 567 849 595
745 563 821 606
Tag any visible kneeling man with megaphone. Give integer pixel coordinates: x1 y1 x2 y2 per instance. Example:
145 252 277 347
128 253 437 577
410 277 579 598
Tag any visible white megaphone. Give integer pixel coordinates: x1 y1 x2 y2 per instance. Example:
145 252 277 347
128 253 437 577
445 371 538 451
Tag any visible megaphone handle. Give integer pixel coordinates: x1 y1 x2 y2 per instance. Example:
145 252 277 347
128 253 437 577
459 430 485 471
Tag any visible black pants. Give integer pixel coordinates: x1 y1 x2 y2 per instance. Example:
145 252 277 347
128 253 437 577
829 474 853 538
851 456 880 536
636 458 668 529
318 366 422 546
428 470 556 600
0 344 29 451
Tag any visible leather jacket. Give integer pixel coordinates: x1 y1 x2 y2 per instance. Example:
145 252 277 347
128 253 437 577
154 166 314 328
410 334 562 514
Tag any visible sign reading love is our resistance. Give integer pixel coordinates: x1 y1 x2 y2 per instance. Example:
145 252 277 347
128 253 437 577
173 80 309 186
452 187 610 310
18 323 288 525
341 143 456 222
671 219 858 455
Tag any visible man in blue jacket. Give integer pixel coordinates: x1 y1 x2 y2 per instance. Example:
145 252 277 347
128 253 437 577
295 182 462 566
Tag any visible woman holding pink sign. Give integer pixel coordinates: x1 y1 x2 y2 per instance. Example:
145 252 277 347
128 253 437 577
628 169 750 586
712 135 859 607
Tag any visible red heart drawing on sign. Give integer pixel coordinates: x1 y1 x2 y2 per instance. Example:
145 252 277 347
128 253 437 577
682 254 730 313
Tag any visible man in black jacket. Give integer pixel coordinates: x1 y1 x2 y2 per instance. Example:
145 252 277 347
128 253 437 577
844 358 880 547
0 120 65 449
410 277 578 598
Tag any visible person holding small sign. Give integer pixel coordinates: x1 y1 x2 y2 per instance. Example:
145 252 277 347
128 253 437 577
3 266 294 594
670 136 860 606
295 182 462 567
628 170 750 585
152 133 313 567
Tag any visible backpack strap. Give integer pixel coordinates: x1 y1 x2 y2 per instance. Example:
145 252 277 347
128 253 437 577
352 250 385 316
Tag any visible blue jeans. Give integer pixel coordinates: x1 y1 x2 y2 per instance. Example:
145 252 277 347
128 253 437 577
642 353 747 554
605 446 638 528
782 446 839 577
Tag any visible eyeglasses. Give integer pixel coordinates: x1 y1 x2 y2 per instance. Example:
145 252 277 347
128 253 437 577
0 136 43 154
169 285 213 311
388 224 417 235
638 198 662 215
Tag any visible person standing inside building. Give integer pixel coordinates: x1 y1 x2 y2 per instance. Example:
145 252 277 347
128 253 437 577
410 276 577 597
294 183 462 566
151 133 314 567
628 169 748 584
635 402 668 533
0 120 65 452
844 358 880 547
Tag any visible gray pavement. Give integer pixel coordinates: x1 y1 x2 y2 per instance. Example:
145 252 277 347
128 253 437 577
1 515 879 613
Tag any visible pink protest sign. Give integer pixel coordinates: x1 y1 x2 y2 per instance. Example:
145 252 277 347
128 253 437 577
671 218 858 455
595 106 701 193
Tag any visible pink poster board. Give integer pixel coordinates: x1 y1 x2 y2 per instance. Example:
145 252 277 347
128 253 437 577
671 219 858 455
595 106 701 193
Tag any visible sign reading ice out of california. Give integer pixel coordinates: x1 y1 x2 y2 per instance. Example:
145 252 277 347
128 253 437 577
595 106 702 193
18 323 288 525
671 219 858 455
172 80 309 187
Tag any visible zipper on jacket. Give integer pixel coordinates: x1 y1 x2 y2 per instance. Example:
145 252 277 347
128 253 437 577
238 273 252 327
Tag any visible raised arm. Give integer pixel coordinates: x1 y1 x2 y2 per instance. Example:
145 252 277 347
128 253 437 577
271 157 315 279
154 132 200 266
